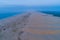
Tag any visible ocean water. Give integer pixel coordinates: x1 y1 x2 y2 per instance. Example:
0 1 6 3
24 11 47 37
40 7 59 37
0 5 60 19
35 6 60 17
0 6 29 19
40 11 60 17
0 12 22 19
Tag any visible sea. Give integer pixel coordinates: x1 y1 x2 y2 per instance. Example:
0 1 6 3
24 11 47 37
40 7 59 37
0 6 28 19
38 11 60 17
35 6 60 17
0 5 60 19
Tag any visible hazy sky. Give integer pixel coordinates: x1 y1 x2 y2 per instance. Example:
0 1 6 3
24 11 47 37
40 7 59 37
0 0 60 6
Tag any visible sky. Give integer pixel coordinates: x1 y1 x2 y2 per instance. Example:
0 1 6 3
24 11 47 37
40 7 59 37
0 0 60 6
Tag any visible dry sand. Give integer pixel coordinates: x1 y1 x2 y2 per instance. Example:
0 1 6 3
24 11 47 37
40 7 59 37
0 12 60 40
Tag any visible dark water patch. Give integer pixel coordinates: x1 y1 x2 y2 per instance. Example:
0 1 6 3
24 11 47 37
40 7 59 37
37 11 60 17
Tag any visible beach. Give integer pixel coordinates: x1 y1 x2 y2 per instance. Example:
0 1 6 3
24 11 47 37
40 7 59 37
0 12 60 40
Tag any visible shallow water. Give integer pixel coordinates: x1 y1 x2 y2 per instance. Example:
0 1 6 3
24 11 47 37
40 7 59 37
0 12 23 19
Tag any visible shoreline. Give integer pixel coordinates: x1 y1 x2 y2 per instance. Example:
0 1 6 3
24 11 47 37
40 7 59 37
0 11 60 40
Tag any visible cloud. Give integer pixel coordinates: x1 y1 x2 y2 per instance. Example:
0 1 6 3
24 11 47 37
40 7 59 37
0 0 60 6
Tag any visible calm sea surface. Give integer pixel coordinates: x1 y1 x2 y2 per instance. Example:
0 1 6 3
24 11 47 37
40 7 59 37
0 12 22 19
0 6 60 19
0 6 28 19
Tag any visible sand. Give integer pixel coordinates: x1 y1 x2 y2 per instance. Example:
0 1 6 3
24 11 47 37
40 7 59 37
0 12 31 40
0 12 60 40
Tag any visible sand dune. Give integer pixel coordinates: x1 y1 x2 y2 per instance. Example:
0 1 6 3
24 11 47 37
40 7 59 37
0 12 60 40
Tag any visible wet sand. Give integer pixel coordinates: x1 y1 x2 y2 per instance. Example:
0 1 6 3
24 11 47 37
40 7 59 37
0 12 60 40
0 13 31 40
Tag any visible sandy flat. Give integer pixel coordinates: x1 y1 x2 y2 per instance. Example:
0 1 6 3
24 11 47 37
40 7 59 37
0 12 60 40
21 12 60 40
